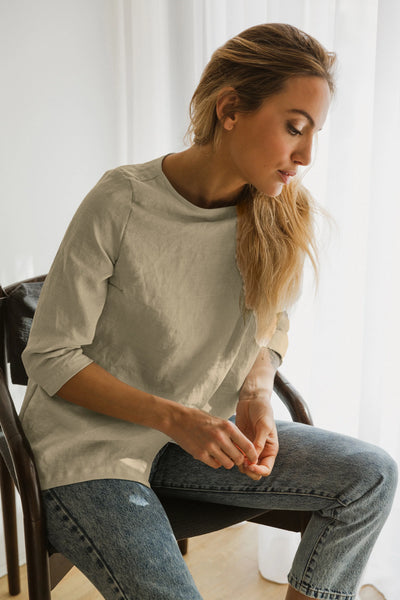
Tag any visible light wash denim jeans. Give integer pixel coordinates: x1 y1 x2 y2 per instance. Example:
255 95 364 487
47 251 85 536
42 421 398 600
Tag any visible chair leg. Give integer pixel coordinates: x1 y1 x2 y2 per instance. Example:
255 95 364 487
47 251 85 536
23 518 52 600
0 456 20 596
178 538 188 555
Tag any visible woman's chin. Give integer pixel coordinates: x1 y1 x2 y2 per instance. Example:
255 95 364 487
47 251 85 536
256 182 284 197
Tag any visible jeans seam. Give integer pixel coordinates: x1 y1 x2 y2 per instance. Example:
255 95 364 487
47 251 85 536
151 484 348 506
47 489 129 600
302 519 335 584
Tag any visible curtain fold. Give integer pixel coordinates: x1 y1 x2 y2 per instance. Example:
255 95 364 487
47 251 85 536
356 1 400 595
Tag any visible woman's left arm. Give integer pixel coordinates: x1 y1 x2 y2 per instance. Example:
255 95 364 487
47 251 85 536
236 346 281 480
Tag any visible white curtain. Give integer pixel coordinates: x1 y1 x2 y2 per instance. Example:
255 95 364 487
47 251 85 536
1 0 399 596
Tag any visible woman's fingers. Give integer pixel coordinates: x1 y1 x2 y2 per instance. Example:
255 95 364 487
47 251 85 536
214 454 235 469
169 407 259 470
230 429 259 464
238 463 262 481
207 455 222 469
202 439 253 471
208 443 243 470
246 463 271 477
202 420 257 468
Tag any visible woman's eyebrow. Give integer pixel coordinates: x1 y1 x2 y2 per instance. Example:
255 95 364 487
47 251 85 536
286 109 316 128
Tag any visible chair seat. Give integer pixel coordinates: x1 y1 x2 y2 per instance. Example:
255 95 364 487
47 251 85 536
157 494 272 540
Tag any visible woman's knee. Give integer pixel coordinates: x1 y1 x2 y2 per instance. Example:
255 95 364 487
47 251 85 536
350 443 398 516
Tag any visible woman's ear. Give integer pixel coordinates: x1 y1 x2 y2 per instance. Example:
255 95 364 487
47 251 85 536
216 88 240 131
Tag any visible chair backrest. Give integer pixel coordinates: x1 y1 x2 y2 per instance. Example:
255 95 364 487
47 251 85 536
0 275 75 598
0 275 46 516
0 276 46 386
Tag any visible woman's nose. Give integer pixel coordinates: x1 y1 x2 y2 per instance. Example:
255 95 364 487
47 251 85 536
293 136 313 166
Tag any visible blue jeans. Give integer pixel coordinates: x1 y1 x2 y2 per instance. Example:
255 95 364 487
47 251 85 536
42 421 397 600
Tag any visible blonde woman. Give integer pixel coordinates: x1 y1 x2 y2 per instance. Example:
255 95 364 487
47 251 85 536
21 24 397 600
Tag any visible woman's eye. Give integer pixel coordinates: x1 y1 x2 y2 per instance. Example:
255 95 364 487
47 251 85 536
287 123 302 136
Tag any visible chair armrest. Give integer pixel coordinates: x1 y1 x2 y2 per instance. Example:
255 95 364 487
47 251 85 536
273 370 313 425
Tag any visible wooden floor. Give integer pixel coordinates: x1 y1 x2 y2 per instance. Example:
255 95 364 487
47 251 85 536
0 522 382 599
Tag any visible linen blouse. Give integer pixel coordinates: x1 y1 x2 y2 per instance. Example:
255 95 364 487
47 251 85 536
20 156 289 490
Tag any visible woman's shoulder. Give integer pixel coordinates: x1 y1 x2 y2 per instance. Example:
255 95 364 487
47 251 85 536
105 156 164 187
76 156 165 227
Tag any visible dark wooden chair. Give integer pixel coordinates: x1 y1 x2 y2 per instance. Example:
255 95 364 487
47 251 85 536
0 275 313 599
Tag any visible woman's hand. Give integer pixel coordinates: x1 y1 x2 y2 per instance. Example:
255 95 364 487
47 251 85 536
235 346 280 480
165 405 259 470
235 394 279 481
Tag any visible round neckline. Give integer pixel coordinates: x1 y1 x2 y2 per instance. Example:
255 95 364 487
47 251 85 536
158 154 237 216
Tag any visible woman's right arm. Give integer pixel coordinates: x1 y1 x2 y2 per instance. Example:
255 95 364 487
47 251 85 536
57 362 259 470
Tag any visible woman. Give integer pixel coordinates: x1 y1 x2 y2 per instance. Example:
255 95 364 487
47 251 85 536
21 23 397 600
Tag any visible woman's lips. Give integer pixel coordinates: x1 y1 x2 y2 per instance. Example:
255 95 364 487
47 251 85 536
278 170 296 184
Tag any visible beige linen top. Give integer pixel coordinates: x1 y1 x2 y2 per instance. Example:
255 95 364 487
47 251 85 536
20 156 289 490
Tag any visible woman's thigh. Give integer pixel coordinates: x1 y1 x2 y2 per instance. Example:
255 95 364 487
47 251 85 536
42 479 202 600
150 419 392 510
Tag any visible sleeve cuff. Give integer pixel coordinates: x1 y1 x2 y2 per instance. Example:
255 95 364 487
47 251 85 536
266 311 289 359
267 330 288 360
23 350 94 397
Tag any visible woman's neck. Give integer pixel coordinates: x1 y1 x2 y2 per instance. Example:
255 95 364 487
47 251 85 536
162 145 246 209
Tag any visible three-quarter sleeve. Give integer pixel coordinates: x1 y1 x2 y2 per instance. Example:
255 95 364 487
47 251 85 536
267 311 289 360
22 169 133 397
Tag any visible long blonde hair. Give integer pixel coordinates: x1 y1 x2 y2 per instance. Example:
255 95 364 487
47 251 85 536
188 23 336 342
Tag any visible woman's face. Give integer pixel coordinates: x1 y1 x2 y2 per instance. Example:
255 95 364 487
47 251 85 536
221 76 331 196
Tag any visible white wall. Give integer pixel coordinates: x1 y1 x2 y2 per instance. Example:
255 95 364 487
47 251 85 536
0 0 123 284
0 0 125 574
